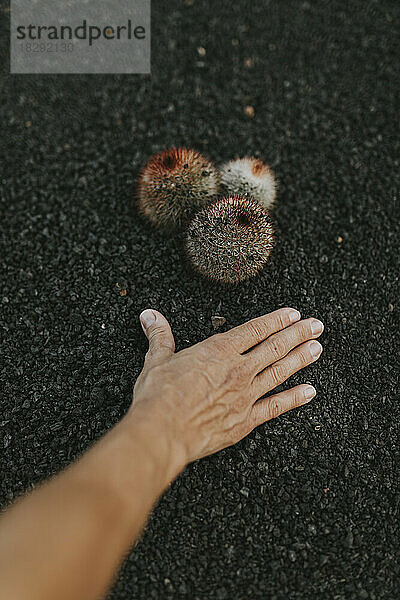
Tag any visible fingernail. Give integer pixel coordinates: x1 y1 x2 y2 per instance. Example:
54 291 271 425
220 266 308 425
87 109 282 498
140 309 156 330
304 386 316 400
311 319 324 335
310 341 322 358
289 309 301 322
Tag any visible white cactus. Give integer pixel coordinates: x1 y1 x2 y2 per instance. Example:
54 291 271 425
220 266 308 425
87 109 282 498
220 158 277 210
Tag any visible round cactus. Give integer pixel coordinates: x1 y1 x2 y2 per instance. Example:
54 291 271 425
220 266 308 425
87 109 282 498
137 147 220 230
220 157 277 210
186 195 274 284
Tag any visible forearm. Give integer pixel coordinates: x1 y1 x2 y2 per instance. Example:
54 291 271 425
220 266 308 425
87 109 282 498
0 409 185 600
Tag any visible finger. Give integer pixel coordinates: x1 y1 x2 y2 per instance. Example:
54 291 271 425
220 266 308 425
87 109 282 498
139 309 175 367
252 340 323 398
251 384 316 426
246 317 324 374
222 308 301 353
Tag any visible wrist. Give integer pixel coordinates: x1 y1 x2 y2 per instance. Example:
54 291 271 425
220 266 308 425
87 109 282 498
74 407 187 540
122 404 188 487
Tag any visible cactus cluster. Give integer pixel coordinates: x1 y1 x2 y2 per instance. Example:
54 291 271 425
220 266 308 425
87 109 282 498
136 147 277 284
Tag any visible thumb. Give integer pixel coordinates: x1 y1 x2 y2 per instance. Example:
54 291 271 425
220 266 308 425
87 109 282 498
139 309 175 367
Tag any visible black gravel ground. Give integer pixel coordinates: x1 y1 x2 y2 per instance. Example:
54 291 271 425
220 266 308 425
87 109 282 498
1 1 399 598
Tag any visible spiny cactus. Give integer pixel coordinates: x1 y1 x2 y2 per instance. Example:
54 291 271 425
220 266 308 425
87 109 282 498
137 147 220 230
186 195 274 284
220 157 277 210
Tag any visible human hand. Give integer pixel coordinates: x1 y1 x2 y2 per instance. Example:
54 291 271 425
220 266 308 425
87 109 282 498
131 308 323 469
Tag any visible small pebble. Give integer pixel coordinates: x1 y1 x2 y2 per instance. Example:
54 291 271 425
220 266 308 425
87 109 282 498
211 315 226 330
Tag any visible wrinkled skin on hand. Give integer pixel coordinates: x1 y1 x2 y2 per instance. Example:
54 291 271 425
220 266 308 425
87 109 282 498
132 308 324 465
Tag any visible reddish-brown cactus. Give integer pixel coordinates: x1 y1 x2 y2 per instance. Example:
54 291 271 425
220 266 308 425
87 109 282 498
137 147 220 230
